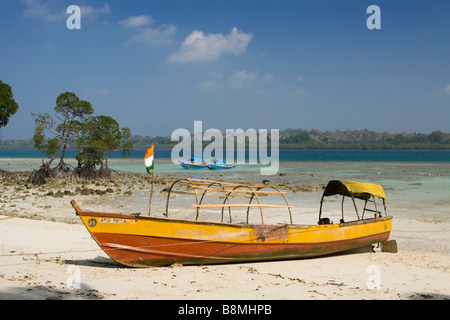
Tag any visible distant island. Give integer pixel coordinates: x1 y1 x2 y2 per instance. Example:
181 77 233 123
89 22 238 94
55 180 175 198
1 129 450 150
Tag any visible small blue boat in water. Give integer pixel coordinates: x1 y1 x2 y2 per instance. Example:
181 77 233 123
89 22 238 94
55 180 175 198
206 158 236 170
179 158 208 169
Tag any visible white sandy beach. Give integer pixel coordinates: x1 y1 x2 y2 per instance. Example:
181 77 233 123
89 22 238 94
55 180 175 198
0 172 449 300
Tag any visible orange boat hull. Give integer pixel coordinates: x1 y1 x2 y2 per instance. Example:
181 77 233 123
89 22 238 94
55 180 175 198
91 232 390 267
72 200 392 267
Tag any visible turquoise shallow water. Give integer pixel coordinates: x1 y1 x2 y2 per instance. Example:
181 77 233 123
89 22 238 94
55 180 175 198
2 148 450 161
1 149 450 253
1 149 450 217
2 155 449 215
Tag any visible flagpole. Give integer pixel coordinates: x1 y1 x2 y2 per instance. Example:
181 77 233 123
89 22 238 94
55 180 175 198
145 143 155 216
149 167 154 216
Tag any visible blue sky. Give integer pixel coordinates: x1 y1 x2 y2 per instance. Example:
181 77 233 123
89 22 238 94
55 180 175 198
1 0 449 139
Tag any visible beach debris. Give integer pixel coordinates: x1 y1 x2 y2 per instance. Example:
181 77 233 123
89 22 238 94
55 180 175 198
169 263 183 268
326 280 345 287
289 277 305 283
39 256 63 264
381 240 398 253
291 185 323 193
308 290 326 296
247 267 258 274
7 273 36 282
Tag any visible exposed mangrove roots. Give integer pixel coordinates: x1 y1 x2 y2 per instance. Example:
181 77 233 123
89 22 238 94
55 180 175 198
0 168 18 179
27 161 57 186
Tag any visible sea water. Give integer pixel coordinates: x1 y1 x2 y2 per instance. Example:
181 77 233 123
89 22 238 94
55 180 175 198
1 149 450 252
1 148 449 216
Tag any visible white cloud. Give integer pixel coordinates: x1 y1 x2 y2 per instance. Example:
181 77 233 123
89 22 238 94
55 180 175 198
264 73 273 82
22 0 65 22
79 2 111 22
120 15 176 45
197 70 308 96
228 70 257 89
197 70 257 90
444 84 450 96
125 24 177 46
168 27 253 63
119 15 154 28
22 0 110 23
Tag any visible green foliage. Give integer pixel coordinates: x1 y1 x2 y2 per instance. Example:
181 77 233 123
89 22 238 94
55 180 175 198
0 80 19 128
55 92 93 118
129 135 175 148
33 124 59 156
32 92 93 162
278 129 450 149
26 91 134 182
126 129 450 150
5 126 450 152
76 115 133 169
0 80 20 178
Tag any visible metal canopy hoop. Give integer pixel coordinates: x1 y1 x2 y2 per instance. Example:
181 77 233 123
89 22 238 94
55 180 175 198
319 180 387 223
165 178 296 224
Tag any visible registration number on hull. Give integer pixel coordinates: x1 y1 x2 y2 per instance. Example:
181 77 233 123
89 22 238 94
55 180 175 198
100 218 126 224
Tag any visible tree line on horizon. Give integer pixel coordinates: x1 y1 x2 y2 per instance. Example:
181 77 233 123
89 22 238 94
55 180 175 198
96 128 450 150
2 128 450 151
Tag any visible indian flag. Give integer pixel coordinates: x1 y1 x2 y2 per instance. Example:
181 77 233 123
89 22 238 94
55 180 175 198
145 144 154 174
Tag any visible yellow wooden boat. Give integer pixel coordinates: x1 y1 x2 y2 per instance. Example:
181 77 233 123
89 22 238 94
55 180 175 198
71 179 392 267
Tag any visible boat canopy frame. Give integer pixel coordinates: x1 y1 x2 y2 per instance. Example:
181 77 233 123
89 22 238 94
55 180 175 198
164 178 296 224
318 180 387 223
